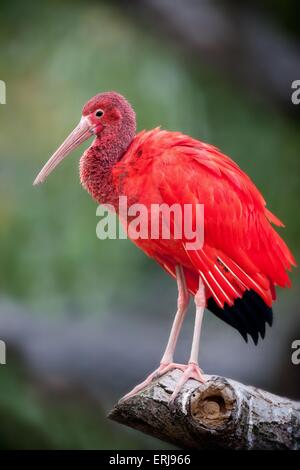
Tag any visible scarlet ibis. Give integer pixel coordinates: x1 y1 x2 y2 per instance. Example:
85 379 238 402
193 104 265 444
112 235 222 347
34 92 296 401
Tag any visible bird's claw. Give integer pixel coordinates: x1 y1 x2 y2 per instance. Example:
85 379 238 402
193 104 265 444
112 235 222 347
120 362 205 403
120 362 186 402
169 362 206 404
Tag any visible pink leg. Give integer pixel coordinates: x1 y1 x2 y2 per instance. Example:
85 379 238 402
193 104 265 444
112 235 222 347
169 277 206 403
160 265 189 365
121 265 189 401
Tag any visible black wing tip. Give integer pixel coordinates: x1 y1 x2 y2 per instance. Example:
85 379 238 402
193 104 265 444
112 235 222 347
207 290 273 345
267 314 273 327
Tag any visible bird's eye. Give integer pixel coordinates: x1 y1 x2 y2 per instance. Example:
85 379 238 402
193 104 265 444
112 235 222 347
95 109 104 118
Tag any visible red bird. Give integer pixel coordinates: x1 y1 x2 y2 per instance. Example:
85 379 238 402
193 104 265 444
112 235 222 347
34 92 296 401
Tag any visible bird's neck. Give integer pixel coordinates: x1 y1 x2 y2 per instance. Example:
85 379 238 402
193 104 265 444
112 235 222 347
80 134 133 207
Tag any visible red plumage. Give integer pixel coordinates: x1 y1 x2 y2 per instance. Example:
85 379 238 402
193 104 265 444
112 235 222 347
112 128 295 309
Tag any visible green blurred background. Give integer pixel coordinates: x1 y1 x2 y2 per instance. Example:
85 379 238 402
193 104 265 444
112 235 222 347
0 0 299 449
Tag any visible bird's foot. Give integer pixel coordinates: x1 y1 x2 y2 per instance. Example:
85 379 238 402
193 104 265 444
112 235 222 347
120 362 205 402
169 362 206 404
120 362 186 402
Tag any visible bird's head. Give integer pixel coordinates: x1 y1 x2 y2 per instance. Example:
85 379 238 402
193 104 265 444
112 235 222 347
33 91 136 185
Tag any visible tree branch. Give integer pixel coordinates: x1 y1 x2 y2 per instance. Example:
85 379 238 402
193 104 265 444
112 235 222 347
108 370 300 450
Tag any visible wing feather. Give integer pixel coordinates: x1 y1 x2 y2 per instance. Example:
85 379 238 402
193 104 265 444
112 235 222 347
114 129 295 308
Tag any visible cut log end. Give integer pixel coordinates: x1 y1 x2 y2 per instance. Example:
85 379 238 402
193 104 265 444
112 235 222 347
190 382 235 428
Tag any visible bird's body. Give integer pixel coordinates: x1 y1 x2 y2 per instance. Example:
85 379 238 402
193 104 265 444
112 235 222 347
34 91 296 401
80 125 295 343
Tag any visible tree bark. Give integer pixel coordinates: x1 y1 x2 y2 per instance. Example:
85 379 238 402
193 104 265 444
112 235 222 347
108 369 300 450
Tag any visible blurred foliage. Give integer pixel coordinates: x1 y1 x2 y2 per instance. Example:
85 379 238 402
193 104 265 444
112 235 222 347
0 0 299 449
0 354 165 449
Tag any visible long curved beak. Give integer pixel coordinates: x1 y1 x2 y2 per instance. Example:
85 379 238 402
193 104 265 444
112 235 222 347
33 116 93 186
